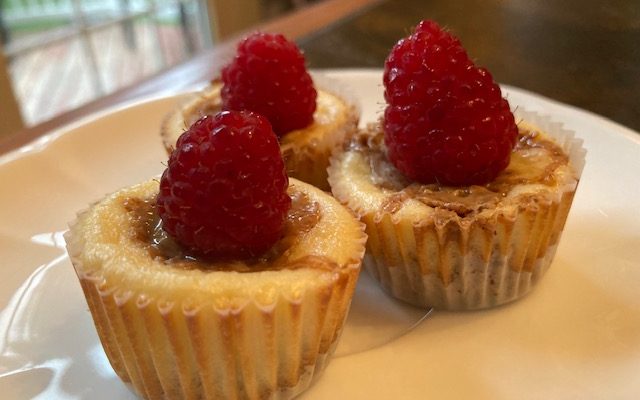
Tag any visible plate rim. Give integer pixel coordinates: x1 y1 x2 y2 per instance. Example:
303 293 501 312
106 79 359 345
2 68 639 168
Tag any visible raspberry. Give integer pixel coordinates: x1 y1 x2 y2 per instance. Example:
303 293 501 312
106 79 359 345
156 111 291 259
221 32 317 137
383 20 518 186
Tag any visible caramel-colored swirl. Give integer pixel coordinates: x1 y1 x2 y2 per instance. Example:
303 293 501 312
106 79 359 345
353 124 570 217
122 188 325 272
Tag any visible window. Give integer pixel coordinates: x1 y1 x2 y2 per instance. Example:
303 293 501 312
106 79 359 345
0 0 212 126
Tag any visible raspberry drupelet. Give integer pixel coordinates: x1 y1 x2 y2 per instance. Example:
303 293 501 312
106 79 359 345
156 111 291 259
383 20 518 186
221 32 317 137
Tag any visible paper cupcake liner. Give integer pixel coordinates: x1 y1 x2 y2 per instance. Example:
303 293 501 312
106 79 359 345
65 178 367 400
160 73 361 191
66 250 361 400
329 109 586 310
362 190 575 310
280 76 360 191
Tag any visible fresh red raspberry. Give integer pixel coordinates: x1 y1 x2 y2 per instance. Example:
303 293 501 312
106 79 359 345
156 111 291 259
221 32 317 137
383 20 518 185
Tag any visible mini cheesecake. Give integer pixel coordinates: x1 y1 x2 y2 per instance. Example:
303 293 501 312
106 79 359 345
161 80 359 191
66 178 366 400
328 110 585 310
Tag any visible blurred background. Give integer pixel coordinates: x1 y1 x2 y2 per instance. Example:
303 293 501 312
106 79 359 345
0 0 317 129
3 0 638 140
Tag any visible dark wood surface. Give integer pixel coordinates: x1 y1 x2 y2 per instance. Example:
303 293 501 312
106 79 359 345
2 0 638 156
299 0 640 132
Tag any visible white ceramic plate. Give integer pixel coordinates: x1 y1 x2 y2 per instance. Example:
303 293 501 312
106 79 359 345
1 69 639 399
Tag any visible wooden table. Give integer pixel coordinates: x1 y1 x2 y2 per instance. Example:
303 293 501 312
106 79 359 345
298 0 640 133
2 0 638 155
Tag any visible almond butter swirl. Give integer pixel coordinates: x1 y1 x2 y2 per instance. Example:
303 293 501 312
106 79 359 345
350 124 570 218
122 187 326 272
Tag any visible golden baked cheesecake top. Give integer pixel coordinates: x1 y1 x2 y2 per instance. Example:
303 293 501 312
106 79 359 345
329 121 580 222
161 81 357 154
68 179 366 308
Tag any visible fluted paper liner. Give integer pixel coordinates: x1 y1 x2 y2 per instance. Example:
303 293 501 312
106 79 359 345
65 179 366 399
328 109 586 310
160 73 360 191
